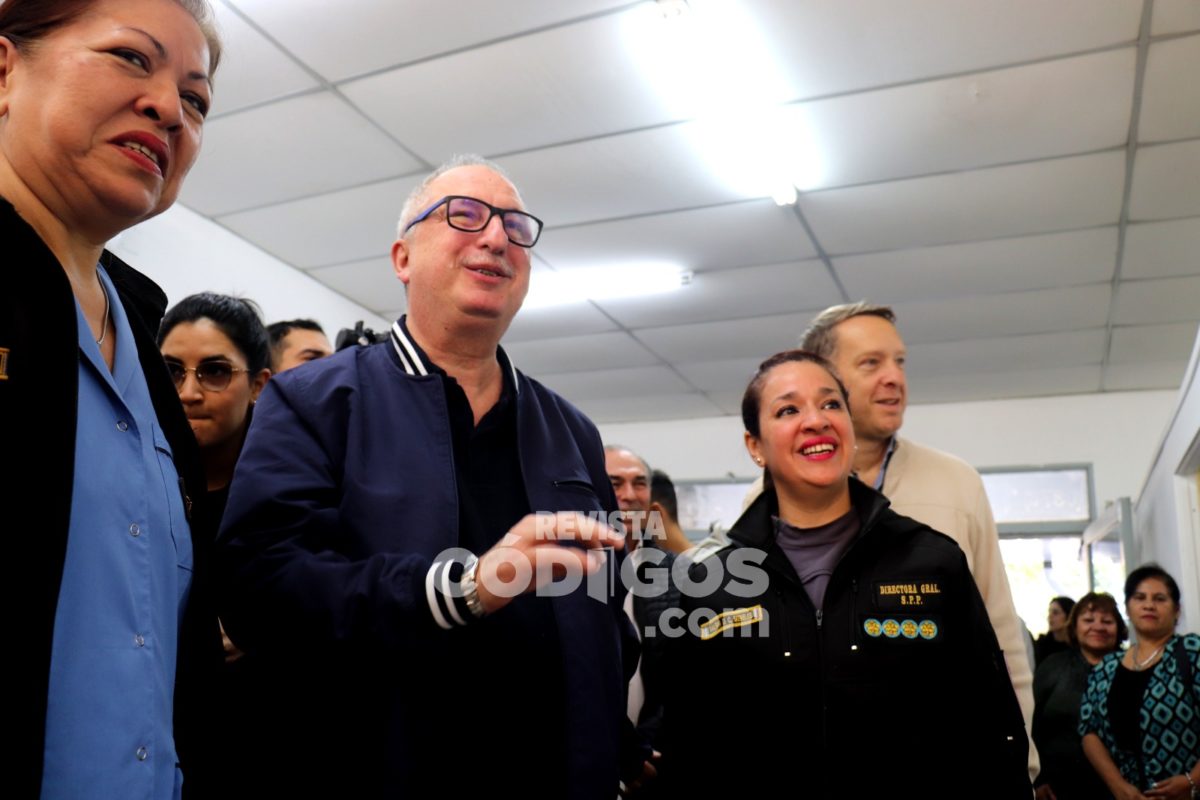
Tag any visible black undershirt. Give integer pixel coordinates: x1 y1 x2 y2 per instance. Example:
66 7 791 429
402 319 566 797
1110 664 1153 752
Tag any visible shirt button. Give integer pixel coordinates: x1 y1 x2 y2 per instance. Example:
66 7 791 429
134 634 145 647
135 746 148 761
129 523 141 537
116 420 129 432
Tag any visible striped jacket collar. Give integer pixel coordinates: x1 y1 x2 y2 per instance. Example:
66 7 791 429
389 315 520 393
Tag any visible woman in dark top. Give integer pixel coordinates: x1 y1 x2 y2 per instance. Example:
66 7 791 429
1080 565 1200 800
158 292 270 798
658 350 1029 799
1036 596 1077 666
1034 592 1125 800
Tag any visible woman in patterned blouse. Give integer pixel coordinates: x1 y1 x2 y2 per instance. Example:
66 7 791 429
1080 565 1200 800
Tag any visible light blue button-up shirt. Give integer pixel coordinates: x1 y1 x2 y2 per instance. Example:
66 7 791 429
41 267 193 800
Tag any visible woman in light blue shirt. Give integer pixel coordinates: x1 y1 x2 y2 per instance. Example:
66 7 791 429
0 1 224 796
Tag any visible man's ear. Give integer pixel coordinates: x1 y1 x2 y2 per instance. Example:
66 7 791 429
391 237 410 286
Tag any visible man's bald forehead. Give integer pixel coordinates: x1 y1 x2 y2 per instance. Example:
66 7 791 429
397 155 525 237
605 445 650 477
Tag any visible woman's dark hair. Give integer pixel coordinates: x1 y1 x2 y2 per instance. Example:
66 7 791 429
741 349 850 438
1066 592 1127 648
0 0 223 75
1123 563 1181 608
1049 596 1076 619
158 292 270 374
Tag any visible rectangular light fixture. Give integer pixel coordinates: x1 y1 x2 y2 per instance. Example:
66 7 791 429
523 263 693 310
622 0 824 204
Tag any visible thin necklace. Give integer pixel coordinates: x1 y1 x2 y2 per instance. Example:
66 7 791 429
1133 642 1164 671
95 274 111 346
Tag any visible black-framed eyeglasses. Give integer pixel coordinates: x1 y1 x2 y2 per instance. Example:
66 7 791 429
403 195 544 247
165 361 249 392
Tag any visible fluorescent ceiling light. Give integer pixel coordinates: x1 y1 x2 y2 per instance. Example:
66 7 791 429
523 263 692 310
623 0 824 202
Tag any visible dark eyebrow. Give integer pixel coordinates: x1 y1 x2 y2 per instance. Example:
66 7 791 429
122 26 211 85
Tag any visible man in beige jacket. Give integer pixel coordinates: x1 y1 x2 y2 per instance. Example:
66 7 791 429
745 301 1039 783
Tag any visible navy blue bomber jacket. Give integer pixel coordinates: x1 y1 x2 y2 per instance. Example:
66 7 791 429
216 326 629 798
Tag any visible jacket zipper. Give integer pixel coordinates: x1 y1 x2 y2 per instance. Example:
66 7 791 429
848 579 859 651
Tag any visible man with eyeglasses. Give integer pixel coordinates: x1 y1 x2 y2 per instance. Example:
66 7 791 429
217 155 633 798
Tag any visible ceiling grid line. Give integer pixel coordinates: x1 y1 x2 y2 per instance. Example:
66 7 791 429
1101 0 1156 391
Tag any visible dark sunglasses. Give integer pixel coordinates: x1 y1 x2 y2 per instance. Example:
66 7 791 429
165 361 249 392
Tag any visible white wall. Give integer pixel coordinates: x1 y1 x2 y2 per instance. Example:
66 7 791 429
108 204 389 335
1132 332 1200 631
599 389 1177 512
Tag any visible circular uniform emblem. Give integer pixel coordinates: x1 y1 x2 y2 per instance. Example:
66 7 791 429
900 619 919 639
919 620 938 640
882 619 901 638
863 618 882 638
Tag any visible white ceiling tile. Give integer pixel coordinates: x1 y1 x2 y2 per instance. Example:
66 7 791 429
904 329 1106 376
594 260 840 329
754 0 1140 99
1108 322 1199 363
1139 35 1200 143
1152 0 1200 35
634 313 813 363
308 258 406 314
1122 218 1200 279
208 1 318 116
343 9 674 162
539 366 694 403
894 284 1112 344
502 302 620 343
494 123 762 228
227 0 630 82
538 200 815 273
1129 140 1200 221
704 390 747 417
804 49 1134 189
1114 276 1200 325
675 358 763 393
573 392 725 424
907 365 1102 404
181 93 423 215
503 332 661 374
836 227 1118 301
800 151 1126 254
217 176 420 269
1103 361 1188 391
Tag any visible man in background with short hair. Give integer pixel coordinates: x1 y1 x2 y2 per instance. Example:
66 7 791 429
265 318 333 373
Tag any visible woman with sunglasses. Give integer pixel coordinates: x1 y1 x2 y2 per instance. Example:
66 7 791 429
158 292 270 796
159 293 271 520
0 0 221 795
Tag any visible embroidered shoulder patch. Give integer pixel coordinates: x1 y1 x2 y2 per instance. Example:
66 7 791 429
699 605 764 640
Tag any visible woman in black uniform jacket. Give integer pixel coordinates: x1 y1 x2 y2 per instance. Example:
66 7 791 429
658 350 1029 799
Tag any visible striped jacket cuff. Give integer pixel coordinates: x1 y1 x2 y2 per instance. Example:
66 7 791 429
425 555 477 630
